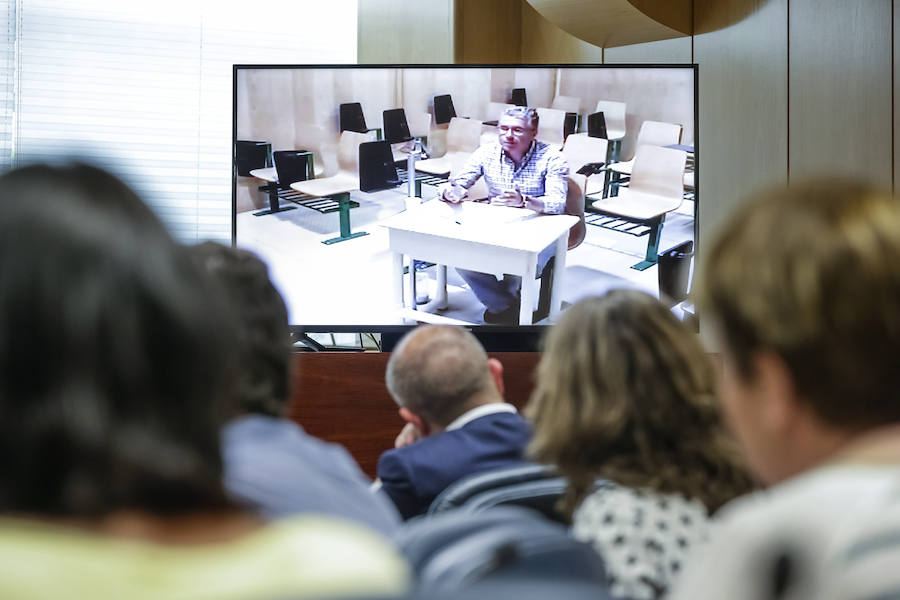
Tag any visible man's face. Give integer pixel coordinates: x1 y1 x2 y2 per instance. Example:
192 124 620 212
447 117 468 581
497 115 536 157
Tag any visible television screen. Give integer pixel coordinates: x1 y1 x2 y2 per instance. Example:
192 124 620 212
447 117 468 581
232 64 697 335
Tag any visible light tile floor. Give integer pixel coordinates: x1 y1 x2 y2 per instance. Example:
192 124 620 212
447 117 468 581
236 184 694 328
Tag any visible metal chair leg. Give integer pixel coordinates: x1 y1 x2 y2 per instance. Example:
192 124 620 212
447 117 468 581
322 192 368 245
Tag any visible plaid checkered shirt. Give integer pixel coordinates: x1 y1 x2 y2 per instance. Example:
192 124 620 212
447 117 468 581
450 140 569 214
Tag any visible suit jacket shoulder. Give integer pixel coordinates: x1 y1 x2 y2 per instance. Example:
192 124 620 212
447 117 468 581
377 411 532 519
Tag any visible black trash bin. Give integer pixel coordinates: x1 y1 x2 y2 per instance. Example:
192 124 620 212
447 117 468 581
658 240 694 307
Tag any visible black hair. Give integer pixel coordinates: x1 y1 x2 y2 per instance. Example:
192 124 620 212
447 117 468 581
0 162 238 517
188 242 291 417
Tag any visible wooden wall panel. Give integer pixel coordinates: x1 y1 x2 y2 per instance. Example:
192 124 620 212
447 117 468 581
455 0 522 63
789 0 892 187
519 1 604 64
603 37 692 63
358 0 454 63
895 0 899 193
287 352 541 478
693 0 788 238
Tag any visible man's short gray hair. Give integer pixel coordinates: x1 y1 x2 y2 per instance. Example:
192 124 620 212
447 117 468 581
502 106 539 130
385 325 492 426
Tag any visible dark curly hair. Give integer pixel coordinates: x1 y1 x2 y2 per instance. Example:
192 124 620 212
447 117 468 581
189 242 291 418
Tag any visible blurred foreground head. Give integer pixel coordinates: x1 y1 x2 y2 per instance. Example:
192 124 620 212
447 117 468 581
0 162 236 517
699 179 900 482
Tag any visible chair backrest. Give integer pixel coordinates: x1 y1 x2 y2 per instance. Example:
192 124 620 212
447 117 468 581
234 140 271 176
535 107 567 147
428 463 613 523
446 117 484 154
383 108 411 144
562 132 609 175
272 150 311 189
429 464 560 516
551 95 581 113
629 144 687 199
398 506 610 593
586 112 607 139
337 130 371 175
594 100 626 136
565 174 587 250
635 120 683 148
510 87 527 106
359 140 400 192
434 94 457 125
485 101 515 122
339 102 369 133
407 111 432 138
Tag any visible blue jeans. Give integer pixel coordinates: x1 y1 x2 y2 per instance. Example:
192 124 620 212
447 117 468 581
456 243 556 314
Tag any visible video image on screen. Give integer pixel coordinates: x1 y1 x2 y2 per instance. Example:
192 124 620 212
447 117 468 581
233 64 697 331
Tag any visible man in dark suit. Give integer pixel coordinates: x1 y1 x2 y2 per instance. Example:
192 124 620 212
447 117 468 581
374 325 532 519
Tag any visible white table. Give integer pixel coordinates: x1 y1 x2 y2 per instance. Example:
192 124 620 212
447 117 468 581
380 200 578 325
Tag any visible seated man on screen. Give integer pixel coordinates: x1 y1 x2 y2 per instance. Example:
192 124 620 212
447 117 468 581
374 325 532 519
440 106 569 325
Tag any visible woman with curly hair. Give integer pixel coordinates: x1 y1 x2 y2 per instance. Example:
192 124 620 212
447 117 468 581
527 290 753 600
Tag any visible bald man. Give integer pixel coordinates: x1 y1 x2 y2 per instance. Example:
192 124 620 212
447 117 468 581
374 325 532 519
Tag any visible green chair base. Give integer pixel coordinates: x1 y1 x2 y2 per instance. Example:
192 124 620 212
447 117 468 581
253 205 296 217
630 259 656 271
323 231 369 245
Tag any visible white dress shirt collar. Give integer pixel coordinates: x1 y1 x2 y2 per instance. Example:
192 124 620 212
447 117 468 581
444 402 518 432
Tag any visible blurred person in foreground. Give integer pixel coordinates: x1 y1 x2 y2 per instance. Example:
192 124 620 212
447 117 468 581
189 241 400 535
375 325 532 519
0 162 408 599
670 180 900 600
527 290 753 600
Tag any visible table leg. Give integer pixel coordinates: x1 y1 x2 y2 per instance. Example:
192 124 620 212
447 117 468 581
393 252 405 309
405 255 416 310
549 235 569 319
436 265 448 309
519 254 539 325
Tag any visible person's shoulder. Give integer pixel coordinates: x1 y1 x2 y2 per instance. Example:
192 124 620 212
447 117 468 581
533 139 562 156
226 516 411 597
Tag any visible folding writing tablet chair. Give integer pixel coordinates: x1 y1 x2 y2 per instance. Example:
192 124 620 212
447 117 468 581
594 100 627 161
415 116 483 179
234 140 271 176
433 94 457 125
601 120 683 198
290 130 369 244
510 87 527 106
339 102 381 139
589 144 687 271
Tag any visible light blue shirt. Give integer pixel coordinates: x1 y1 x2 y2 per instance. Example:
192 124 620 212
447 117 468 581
223 414 401 536
450 140 569 214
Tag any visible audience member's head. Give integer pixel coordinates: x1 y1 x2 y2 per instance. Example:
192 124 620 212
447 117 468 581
698 179 900 484
189 242 291 418
386 325 504 434
528 290 752 515
0 161 237 518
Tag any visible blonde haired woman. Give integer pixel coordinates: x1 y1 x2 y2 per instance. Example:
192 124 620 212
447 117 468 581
527 290 752 600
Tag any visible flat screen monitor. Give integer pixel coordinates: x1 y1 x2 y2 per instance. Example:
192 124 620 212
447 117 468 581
232 64 698 341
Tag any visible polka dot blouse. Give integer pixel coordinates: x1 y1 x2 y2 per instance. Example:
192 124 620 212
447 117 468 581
572 485 710 600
